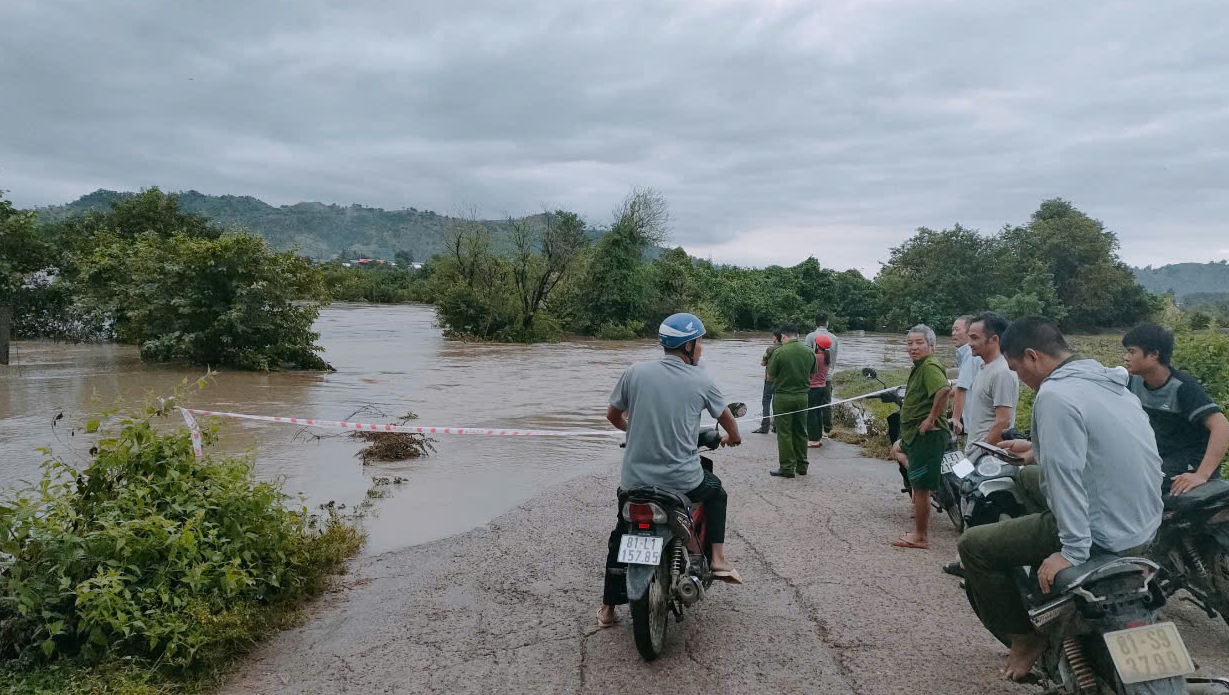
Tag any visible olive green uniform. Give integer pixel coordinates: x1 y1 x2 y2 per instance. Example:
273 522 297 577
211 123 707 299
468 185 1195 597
899 354 949 491
768 340 817 475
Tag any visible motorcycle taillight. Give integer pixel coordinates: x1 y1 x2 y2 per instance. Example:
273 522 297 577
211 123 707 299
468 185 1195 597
623 501 667 524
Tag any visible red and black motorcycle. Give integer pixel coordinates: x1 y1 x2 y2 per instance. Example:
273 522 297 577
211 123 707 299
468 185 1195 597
616 402 745 661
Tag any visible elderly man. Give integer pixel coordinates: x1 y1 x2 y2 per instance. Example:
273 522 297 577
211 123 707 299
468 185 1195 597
890 324 951 549
950 314 983 435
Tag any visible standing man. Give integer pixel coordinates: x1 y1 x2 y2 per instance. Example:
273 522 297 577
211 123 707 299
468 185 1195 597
753 330 783 434
951 315 982 435
1122 322 1229 495
807 334 833 448
805 313 839 435
959 316 1162 681
890 324 951 550
942 311 1019 577
767 324 816 478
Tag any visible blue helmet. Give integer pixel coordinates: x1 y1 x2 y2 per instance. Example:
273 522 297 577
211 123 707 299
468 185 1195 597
659 313 706 349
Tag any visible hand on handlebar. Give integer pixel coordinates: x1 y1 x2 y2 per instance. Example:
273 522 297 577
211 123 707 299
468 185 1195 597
721 433 742 448
998 439 1035 466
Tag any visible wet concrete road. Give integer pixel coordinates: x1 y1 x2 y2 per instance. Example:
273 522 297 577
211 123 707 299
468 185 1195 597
216 437 1229 695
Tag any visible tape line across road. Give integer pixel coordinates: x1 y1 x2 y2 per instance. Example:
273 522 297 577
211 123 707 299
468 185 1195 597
161 382 910 458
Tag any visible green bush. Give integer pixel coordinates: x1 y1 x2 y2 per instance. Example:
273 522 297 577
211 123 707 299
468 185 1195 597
688 303 728 339
1174 330 1229 406
595 320 645 341
0 396 363 687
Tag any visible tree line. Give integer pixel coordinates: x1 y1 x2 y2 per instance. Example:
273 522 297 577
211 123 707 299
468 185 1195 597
2 185 1170 369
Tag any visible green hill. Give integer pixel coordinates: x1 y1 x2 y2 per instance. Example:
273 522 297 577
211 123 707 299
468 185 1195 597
1133 261 1229 298
35 189 539 260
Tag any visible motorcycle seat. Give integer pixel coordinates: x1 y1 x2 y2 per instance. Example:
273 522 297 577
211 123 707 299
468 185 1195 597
1050 555 1148 597
1164 478 1229 513
623 486 695 511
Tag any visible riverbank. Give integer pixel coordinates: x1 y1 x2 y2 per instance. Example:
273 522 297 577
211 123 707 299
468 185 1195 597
212 436 1229 695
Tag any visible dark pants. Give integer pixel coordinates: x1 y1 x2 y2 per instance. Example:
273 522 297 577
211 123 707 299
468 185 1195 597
773 391 809 474
959 467 1149 637
603 471 729 606
760 379 776 429
807 386 829 441
820 382 834 432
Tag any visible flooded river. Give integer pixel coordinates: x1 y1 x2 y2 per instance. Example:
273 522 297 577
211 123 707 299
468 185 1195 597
1 304 919 555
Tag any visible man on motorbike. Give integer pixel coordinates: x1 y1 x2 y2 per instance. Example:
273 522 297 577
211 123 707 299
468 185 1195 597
1122 322 1229 496
597 313 743 629
958 315 1163 681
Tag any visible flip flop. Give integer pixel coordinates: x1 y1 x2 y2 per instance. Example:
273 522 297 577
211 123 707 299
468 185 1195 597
942 562 965 578
713 568 744 585
596 610 618 629
891 535 930 550
807 441 823 448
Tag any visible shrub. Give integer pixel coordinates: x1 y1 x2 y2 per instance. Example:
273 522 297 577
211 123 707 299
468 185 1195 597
596 320 645 341
1173 330 1229 406
0 394 363 684
688 303 728 339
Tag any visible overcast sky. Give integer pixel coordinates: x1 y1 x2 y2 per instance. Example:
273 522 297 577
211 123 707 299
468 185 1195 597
3 0 1226 275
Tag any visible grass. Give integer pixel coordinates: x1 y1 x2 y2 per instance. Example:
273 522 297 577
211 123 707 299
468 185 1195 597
828 367 910 460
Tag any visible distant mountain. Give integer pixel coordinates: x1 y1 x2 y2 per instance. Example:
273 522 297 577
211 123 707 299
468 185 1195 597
1133 261 1229 298
35 189 551 260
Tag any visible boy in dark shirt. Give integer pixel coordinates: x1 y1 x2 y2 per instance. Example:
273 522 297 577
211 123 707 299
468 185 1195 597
1123 323 1229 495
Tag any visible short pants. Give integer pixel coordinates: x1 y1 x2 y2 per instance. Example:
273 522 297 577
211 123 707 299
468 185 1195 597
902 428 947 491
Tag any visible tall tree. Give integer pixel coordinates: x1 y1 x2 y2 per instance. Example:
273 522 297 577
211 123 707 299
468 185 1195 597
0 192 48 364
509 210 589 329
874 224 997 331
575 188 670 332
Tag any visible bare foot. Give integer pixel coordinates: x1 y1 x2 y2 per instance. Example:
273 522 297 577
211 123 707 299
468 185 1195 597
710 560 733 573
1003 632 1045 681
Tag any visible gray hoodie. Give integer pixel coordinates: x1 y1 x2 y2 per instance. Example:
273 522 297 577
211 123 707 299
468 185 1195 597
1035 358 1163 565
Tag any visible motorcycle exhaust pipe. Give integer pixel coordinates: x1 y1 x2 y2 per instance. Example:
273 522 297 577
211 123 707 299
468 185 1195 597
678 576 704 605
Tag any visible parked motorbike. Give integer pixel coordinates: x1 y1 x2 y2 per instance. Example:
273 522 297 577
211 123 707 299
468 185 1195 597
616 402 747 661
861 367 963 529
956 432 1030 528
967 552 1229 694
1151 478 1229 630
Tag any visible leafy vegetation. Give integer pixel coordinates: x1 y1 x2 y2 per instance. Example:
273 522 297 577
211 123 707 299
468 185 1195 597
10 188 332 370
0 390 364 694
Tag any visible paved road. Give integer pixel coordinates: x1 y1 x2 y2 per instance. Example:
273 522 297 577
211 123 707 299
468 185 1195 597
217 437 1229 694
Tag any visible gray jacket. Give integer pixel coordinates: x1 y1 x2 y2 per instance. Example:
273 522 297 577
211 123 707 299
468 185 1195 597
1035 358 1163 564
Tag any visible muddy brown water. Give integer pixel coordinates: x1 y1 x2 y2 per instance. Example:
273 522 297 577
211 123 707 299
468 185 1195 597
1 304 930 555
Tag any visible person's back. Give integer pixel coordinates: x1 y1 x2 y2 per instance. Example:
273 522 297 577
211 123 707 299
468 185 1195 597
769 340 815 395
614 356 726 492
1035 359 1162 558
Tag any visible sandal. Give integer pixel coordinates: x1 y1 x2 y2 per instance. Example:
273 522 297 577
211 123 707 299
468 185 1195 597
713 568 743 585
942 562 965 578
596 609 618 629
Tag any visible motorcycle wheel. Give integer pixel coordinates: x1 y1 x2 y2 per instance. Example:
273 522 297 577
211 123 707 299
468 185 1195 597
631 561 670 661
943 478 965 532
1207 545 1229 629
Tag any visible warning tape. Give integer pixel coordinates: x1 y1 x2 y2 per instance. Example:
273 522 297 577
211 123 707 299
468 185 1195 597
161 381 919 459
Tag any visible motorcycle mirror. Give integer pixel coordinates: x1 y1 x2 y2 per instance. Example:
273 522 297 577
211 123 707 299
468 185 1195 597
726 402 748 418
861 367 878 380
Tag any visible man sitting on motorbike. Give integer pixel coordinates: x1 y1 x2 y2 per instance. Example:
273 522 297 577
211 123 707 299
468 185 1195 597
958 315 1163 681
597 313 743 629
1122 322 1229 496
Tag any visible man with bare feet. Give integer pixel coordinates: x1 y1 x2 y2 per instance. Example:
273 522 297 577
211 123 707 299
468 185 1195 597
958 316 1162 681
890 324 950 550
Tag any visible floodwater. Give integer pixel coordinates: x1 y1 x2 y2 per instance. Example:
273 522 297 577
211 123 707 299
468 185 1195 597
0 304 921 555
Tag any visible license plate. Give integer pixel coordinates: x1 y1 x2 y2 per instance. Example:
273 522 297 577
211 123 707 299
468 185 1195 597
618 535 664 565
1104 622 1195 684
940 451 963 474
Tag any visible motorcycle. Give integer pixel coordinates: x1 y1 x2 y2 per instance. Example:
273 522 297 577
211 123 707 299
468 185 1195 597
967 550 1229 694
616 402 747 661
955 432 1030 528
861 367 964 530
1150 478 1229 630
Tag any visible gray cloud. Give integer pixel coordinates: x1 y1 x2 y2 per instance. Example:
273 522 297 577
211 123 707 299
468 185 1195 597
3 0 1227 273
